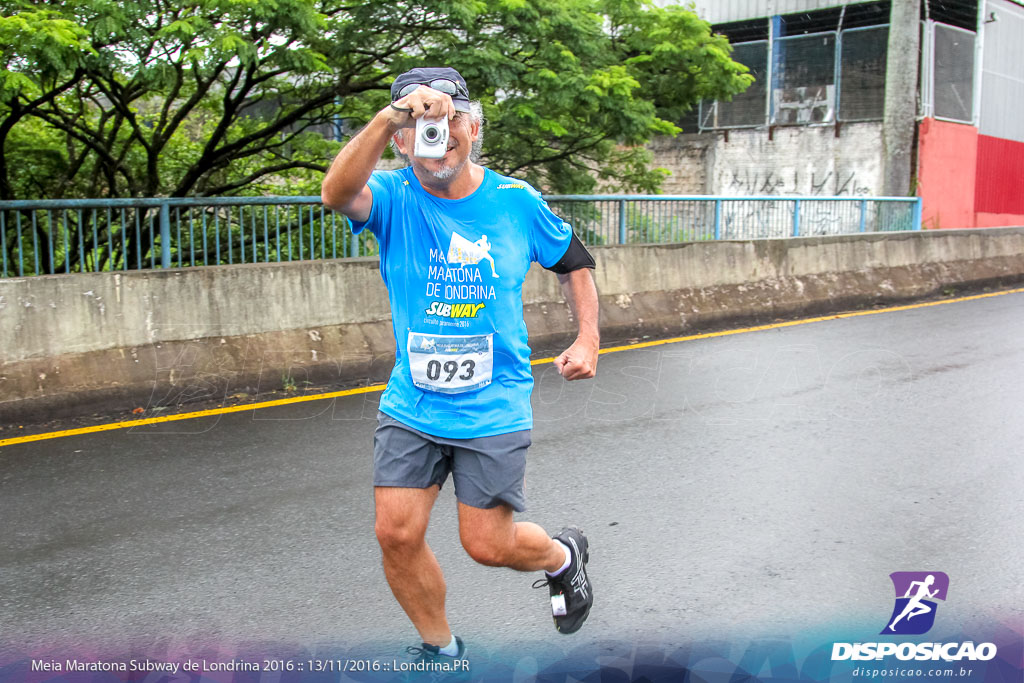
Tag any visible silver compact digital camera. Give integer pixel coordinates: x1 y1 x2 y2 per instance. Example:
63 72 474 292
414 116 449 159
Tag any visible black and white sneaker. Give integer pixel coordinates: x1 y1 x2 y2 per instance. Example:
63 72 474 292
405 636 466 662
403 636 468 680
533 526 592 634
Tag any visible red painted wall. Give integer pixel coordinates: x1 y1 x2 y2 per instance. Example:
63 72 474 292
975 212 1024 227
917 118 978 229
975 134 1024 216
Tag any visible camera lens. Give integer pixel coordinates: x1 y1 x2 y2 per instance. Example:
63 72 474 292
422 125 440 142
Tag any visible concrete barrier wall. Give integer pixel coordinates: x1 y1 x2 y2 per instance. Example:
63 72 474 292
3 228 1023 423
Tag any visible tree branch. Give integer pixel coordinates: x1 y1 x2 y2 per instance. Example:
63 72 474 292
199 161 326 196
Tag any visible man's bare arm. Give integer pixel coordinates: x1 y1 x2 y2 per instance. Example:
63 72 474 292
320 87 456 220
554 268 599 380
320 114 398 221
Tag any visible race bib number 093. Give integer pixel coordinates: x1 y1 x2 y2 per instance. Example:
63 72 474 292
408 332 494 394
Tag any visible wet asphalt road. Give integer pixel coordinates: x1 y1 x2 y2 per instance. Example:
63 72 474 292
1 292 1022 661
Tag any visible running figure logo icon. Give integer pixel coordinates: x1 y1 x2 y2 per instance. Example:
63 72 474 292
881 572 949 635
447 231 500 278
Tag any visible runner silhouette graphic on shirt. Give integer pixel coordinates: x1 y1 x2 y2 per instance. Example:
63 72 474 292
474 236 499 278
887 574 938 632
447 231 500 278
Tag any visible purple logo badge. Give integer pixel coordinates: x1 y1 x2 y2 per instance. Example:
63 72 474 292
881 572 949 635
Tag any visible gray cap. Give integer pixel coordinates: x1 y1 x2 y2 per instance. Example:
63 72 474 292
391 67 471 112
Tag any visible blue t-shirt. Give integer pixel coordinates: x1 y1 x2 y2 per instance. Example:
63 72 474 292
351 166 572 438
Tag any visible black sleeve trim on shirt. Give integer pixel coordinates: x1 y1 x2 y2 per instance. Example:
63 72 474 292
544 232 596 274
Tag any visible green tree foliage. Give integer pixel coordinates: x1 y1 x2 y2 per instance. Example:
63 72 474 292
0 0 751 202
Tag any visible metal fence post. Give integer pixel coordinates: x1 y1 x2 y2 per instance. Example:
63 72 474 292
349 217 358 257
618 199 627 244
159 202 171 268
792 199 801 237
63 211 70 273
834 29 843 120
859 199 867 232
714 200 722 240
913 197 923 230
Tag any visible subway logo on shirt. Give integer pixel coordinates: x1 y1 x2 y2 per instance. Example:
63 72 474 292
425 301 486 319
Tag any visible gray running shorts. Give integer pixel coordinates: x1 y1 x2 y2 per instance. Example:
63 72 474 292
373 411 531 512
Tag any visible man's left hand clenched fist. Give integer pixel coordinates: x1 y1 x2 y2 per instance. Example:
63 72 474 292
554 337 599 380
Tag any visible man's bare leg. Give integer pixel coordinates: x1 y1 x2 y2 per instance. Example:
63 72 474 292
457 502 567 572
374 485 451 647
459 501 594 635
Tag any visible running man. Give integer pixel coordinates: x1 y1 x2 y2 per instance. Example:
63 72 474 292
321 67 599 662
888 574 939 632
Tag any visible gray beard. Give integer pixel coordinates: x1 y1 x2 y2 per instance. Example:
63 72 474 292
431 165 457 180
430 158 465 180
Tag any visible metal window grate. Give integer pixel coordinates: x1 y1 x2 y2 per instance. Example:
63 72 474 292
839 25 889 121
700 41 769 130
932 22 975 123
772 33 837 125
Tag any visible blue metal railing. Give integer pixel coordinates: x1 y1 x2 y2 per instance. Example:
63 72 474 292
0 195 921 278
544 195 921 246
0 197 371 278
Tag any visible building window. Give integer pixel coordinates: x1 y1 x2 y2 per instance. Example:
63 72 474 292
930 22 976 123
696 2 981 132
699 41 769 129
839 25 889 121
772 32 837 125
700 28 889 130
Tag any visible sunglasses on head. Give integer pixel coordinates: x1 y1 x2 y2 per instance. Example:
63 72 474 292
395 78 469 100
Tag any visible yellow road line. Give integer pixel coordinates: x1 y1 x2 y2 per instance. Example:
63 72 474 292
530 286 1024 363
3 286 1022 448
0 385 385 447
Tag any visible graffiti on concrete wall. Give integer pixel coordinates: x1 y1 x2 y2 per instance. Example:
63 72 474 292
723 168 873 197
649 122 886 203
710 124 885 197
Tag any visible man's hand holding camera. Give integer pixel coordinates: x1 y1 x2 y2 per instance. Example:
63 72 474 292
386 85 456 129
388 85 454 159
321 80 466 218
